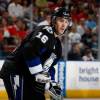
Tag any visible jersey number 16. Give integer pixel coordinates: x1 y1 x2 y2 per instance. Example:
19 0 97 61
36 32 48 44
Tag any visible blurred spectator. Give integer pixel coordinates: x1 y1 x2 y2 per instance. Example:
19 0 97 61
4 17 27 45
64 0 71 5
68 25 81 50
14 17 27 40
82 48 95 61
68 25 81 43
1 10 9 19
68 43 82 61
76 18 85 36
21 0 32 19
77 7 88 22
81 27 92 48
8 0 24 17
37 8 51 26
70 3 88 23
0 0 8 14
2 17 8 28
90 34 98 59
3 16 15 37
85 14 96 30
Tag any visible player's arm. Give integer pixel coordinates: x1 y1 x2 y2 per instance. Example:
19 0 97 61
22 32 50 75
22 26 55 75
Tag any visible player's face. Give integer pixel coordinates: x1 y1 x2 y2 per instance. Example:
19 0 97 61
54 17 69 36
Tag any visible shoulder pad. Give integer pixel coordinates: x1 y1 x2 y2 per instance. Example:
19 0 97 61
42 26 54 34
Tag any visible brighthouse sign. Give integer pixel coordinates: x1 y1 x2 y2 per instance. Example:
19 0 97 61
66 61 100 98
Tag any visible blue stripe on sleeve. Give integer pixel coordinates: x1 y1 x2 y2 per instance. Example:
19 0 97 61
39 48 46 55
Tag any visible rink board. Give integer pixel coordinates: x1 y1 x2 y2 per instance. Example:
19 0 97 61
66 61 100 98
0 90 8 100
66 90 100 98
1 60 100 98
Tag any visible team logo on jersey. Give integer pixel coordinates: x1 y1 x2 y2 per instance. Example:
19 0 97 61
43 26 53 34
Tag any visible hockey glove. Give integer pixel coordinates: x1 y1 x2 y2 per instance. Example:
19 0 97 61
48 81 62 100
35 72 51 83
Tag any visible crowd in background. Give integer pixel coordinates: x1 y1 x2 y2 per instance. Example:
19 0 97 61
0 0 99 61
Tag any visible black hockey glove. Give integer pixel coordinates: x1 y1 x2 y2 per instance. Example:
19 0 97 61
48 81 62 100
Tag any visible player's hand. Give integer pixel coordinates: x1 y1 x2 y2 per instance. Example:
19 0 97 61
35 72 51 83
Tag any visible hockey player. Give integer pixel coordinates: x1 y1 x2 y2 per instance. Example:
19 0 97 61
0 7 71 100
